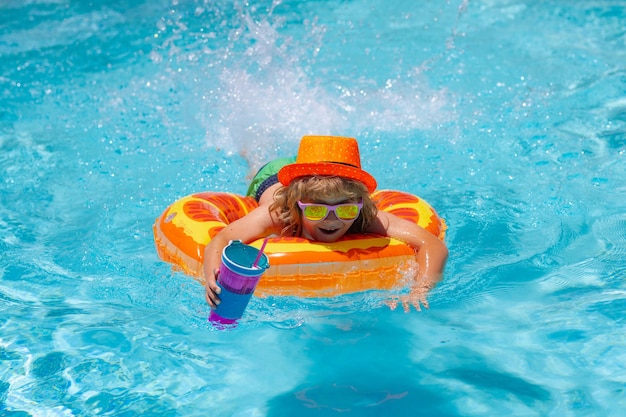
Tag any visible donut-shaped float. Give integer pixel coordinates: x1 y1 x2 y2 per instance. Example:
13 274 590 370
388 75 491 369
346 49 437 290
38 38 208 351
153 190 446 297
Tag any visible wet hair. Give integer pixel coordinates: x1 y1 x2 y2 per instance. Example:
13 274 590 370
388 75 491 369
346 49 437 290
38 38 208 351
270 176 378 237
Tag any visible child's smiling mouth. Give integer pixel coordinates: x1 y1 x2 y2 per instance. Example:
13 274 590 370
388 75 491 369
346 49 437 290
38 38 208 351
319 226 341 235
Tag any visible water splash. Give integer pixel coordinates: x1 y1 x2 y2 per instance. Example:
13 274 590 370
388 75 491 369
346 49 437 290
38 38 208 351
181 4 456 169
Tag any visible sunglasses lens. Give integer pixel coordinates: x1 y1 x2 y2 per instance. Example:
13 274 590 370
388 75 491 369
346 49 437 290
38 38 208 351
335 204 360 220
303 205 328 221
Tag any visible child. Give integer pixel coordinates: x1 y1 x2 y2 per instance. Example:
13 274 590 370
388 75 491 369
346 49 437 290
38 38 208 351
203 135 449 311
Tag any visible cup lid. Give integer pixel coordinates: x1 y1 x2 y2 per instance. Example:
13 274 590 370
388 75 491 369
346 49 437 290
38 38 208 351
222 240 269 275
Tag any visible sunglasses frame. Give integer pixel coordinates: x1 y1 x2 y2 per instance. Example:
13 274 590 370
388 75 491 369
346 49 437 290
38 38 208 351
297 200 363 222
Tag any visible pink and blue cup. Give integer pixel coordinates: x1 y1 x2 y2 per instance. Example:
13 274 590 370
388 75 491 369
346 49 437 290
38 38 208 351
209 240 270 326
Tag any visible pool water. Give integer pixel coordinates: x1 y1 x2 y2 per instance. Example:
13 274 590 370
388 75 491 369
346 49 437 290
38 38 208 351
1 0 625 415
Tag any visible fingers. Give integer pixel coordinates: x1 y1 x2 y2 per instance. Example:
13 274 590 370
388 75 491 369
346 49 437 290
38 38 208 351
399 294 428 313
386 296 420 312
386 299 398 311
387 290 430 313
204 268 222 308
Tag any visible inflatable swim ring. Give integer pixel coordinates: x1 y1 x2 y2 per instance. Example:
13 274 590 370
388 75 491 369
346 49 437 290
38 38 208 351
153 190 446 297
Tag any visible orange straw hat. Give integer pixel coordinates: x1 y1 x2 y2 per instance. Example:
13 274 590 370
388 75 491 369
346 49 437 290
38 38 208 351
278 135 377 192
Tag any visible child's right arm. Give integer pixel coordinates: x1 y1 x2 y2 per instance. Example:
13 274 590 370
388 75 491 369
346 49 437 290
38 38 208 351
203 205 277 308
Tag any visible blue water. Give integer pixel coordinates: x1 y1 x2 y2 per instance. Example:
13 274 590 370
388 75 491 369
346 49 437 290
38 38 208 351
1 0 625 415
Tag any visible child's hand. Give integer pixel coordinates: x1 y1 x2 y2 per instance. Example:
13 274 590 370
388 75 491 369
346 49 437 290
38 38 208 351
204 268 222 308
387 284 431 312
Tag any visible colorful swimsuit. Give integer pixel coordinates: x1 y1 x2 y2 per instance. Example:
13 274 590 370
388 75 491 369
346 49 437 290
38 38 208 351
246 156 296 201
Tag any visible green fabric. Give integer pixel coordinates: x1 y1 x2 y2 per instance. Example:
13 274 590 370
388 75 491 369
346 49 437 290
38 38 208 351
246 156 296 197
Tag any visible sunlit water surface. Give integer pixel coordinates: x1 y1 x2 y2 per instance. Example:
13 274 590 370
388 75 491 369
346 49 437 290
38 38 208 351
1 0 625 415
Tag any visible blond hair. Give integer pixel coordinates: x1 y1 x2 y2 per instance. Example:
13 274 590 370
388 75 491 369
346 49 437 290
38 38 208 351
270 176 377 237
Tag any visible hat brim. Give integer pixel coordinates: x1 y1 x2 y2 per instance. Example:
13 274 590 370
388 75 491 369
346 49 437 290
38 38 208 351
278 162 377 193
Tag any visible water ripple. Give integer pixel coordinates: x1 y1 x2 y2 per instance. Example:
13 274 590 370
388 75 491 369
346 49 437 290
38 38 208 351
593 213 626 257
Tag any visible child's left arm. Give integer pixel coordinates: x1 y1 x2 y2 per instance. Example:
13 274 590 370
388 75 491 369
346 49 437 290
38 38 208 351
369 211 449 311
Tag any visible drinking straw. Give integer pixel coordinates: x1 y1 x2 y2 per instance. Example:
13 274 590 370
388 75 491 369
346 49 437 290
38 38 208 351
252 238 269 268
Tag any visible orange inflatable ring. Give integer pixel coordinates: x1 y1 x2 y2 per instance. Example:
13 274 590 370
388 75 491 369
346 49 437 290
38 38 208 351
153 190 446 297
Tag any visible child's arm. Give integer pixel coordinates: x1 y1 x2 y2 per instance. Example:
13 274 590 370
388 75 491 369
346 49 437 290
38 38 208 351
203 205 277 308
369 210 449 311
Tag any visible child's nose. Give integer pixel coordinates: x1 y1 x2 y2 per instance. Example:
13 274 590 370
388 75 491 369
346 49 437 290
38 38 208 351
324 210 340 221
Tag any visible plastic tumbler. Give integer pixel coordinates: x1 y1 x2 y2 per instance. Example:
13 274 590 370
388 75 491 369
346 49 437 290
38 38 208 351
208 240 270 325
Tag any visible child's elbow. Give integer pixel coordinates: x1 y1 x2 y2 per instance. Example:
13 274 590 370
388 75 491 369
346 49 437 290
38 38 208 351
441 244 449 261
430 237 449 261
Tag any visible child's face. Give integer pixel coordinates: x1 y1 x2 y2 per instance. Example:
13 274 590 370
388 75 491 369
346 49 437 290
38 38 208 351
299 195 360 243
